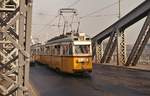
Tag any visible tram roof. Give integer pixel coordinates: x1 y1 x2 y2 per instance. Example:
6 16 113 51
46 32 91 45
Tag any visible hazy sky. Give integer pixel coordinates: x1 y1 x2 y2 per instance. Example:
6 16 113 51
32 0 146 44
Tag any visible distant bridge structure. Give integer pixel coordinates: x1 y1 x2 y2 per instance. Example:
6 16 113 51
92 0 150 66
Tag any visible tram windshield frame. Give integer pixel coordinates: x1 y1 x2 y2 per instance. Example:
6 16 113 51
74 44 91 55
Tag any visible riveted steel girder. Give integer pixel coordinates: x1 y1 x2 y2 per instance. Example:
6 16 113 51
92 0 150 43
100 31 117 63
92 1 150 66
94 42 103 64
0 0 32 96
116 29 127 65
125 12 150 66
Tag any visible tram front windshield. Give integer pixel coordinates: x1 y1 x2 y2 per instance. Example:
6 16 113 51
74 45 90 54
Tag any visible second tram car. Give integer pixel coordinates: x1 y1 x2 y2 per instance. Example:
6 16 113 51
31 32 92 73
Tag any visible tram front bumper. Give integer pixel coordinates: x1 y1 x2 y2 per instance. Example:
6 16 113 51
72 69 92 73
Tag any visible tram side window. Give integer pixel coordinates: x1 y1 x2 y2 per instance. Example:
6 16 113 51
36 49 39 55
58 45 60 55
44 47 46 55
55 45 60 55
45 46 50 55
35 49 36 55
40 48 41 54
37 49 40 55
43 47 45 55
63 44 72 55
63 45 66 55
68 44 73 55
48 46 51 55
50 46 52 55
75 45 90 54
33 49 36 55
40 48 42 55
51 46 55 55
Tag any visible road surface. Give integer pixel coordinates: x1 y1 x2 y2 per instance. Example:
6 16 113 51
30 64 150 96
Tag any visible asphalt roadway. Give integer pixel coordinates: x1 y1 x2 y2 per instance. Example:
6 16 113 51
30 63 150 96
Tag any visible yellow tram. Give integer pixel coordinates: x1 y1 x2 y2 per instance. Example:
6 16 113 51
31 32 93 73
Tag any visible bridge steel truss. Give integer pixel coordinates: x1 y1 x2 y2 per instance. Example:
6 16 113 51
0 0 32 96
92 0 150 66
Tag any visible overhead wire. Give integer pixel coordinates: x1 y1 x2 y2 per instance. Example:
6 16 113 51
33 15 59 42
32 24 59 26
93 14 118 17
33 0 80 41
80 0 123 19
33 0 123 41
34 1 120 31
67 0 81 8
33 13 55 17
35 15 59 34
81 14 118 18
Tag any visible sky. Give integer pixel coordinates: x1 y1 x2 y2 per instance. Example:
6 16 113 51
32 0 146 44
